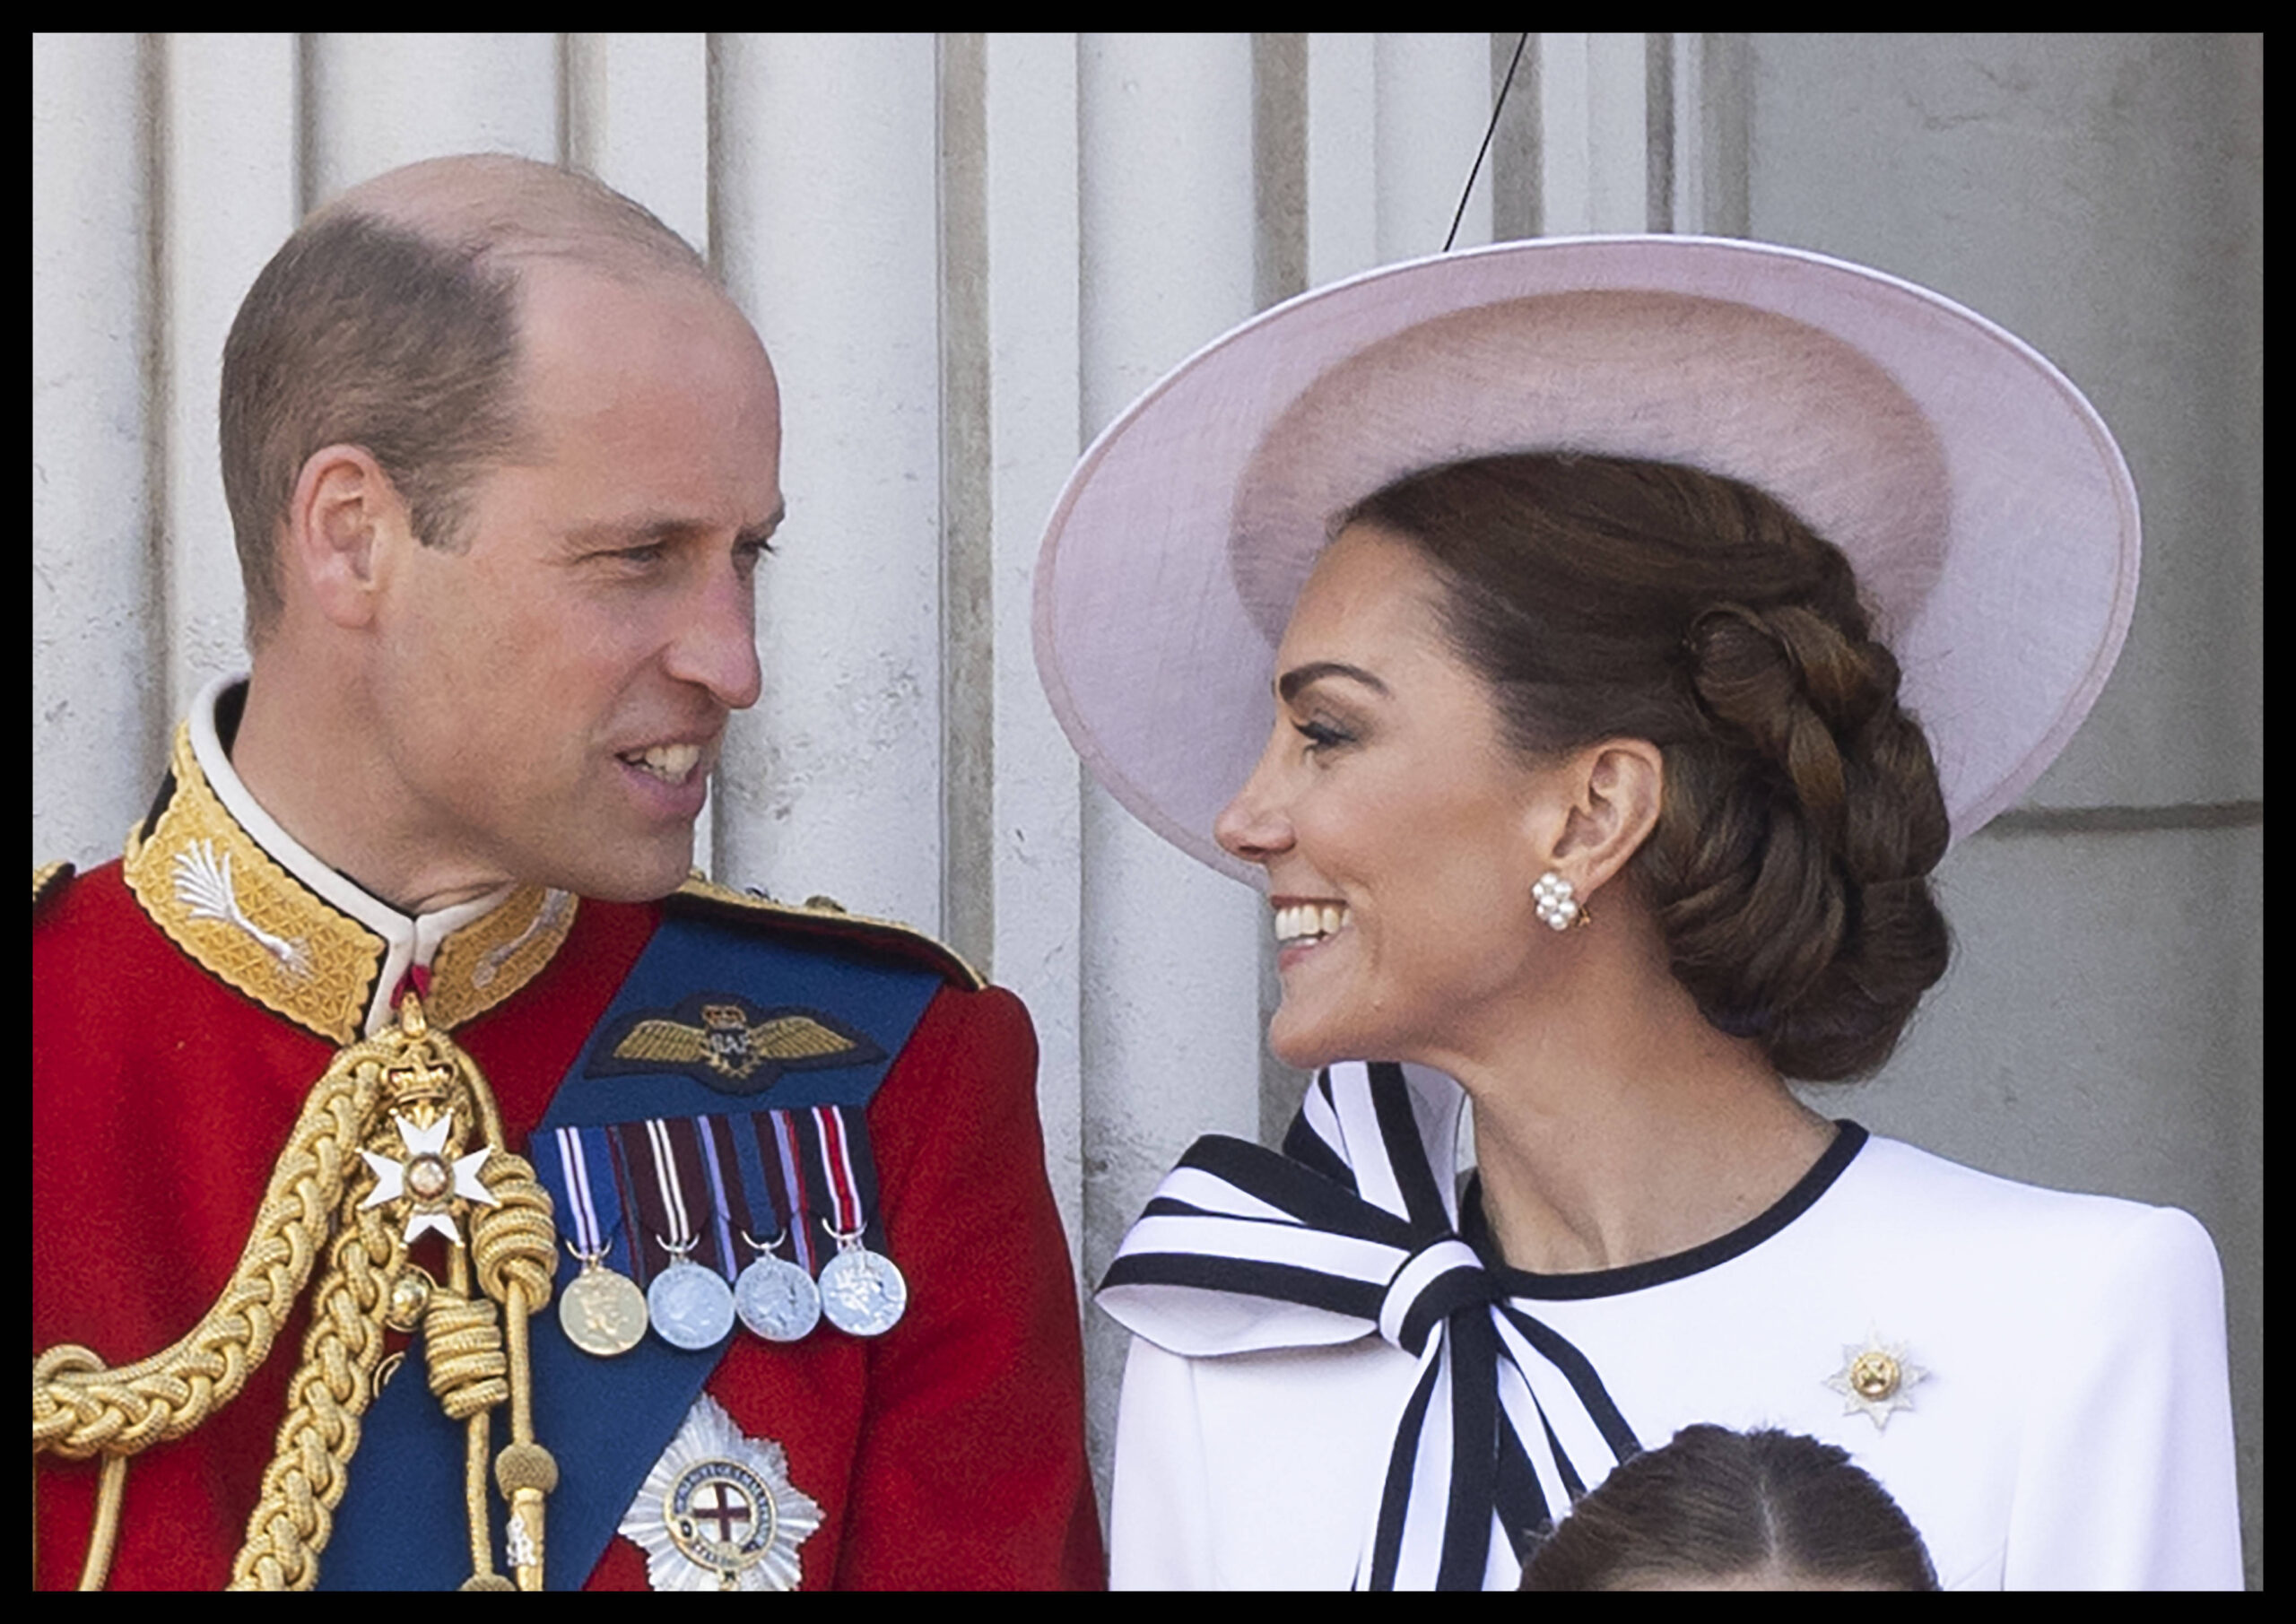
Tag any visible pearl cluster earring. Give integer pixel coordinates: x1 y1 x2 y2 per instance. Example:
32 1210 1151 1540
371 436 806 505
1533 871 1587 932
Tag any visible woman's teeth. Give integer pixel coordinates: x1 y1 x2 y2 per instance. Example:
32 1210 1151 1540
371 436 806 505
1274 903 1349 945
626 743 702 785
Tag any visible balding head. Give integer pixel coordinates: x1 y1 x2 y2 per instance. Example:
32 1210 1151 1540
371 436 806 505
221 154 719 640
316 153 711 286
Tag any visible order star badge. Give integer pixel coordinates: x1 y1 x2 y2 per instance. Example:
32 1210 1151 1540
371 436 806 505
621 1394 822 1592
1824 1330 1929 1431
360 1108 497 1245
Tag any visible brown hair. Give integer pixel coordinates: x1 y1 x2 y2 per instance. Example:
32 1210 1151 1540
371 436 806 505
1346 452 1951 1082
1518 1425 1939 1591
219 161 711 639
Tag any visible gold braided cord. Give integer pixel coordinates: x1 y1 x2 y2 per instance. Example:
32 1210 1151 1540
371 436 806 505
470 1157 558 1591
31 1047 384 1461
468 1154 557 1316
37 995 560 1591
75 1455 129 1592
434 1247 508 1589
423 1292 509 1420
224 1207 401 1592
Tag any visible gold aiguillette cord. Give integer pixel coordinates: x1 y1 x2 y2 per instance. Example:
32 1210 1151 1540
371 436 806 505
32 992 559 1591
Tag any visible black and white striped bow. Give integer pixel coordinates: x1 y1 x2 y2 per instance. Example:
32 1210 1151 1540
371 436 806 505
1100 1060 1641 1590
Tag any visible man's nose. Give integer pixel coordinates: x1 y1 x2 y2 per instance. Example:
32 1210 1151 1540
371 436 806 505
667 559 764 710
1213 733 1294 866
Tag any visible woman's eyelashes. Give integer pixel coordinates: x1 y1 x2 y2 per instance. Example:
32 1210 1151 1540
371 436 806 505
1293 717 1356 754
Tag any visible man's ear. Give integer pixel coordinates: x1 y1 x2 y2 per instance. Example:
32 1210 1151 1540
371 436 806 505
1547 737 1665 893
281 444 412 630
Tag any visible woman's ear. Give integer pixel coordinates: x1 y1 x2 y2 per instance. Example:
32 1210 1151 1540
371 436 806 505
1549 737 1665 893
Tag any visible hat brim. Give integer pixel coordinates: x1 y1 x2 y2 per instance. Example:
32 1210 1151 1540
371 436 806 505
1032 235 2138 886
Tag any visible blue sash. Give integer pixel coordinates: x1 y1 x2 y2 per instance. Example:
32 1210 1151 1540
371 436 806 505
319 908 943 1590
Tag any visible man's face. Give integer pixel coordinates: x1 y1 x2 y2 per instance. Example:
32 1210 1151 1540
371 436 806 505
365 264 782 902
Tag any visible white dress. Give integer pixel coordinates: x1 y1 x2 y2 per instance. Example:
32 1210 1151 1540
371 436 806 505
1103 1064 2240 1590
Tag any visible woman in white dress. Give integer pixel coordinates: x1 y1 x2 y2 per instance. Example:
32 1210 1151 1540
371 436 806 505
1031 237 2241 1589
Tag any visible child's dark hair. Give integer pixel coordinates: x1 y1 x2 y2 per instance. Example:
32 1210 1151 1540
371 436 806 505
1518 1425 1938 1591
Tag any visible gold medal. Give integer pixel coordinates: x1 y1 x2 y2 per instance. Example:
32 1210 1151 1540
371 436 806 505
561 1246 648 1358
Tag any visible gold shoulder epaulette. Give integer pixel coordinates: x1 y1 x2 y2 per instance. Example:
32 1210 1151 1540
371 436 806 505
34 860 74 917
669 873 985 991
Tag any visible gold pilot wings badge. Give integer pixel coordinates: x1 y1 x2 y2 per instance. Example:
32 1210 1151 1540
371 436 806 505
589 993 885 1096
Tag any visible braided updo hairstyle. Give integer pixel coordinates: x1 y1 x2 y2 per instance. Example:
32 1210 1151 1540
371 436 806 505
1344 453 1951 1082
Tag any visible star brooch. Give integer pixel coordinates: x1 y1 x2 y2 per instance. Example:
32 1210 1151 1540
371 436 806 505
360 1108 497 1246
621 1394 822 1591
1824 1331 1929 1431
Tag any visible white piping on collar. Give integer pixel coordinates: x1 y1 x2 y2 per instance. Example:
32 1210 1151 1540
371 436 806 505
189 673 515 1038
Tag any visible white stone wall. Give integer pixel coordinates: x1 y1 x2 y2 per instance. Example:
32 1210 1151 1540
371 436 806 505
31 33 2261 1583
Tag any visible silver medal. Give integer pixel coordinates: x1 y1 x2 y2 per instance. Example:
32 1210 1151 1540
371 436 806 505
735 1251 822 1343
818 1239 907 1337
648 1255 736 1350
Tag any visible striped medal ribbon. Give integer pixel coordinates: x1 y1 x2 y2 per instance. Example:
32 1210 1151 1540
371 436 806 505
551 1124 648 1359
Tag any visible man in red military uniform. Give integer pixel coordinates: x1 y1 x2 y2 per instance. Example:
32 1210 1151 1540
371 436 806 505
32 154 1102 1591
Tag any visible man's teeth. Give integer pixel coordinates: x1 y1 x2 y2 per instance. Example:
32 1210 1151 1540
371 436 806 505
627 743 702 784
1274 903 1349 945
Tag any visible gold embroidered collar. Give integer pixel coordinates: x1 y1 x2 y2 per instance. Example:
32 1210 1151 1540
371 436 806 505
124 677 578 1045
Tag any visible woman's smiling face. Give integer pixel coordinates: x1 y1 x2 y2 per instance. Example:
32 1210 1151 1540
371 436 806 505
1214 523 1569 1071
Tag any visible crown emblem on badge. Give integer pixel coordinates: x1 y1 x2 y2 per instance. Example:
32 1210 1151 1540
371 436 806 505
590 994 884 1095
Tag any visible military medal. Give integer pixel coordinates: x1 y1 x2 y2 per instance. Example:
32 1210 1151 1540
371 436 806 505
359 1107 497 1246
735 1232 822 1343
648 1243 737 1350
808 1105 908 1337
619 1394 822 1591
551 1125 647 1358
818 1230 909 1337
561 1245 648 1358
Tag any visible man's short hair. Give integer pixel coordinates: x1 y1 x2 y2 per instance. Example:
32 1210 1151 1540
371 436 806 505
219 161 712 639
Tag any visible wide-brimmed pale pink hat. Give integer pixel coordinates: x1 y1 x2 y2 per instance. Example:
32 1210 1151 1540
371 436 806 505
1032 235 2138 886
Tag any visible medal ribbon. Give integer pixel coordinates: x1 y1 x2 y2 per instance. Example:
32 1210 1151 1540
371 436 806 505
643 1119 698 1257
614 1118 729 1282
812 1105 865 1238
692 1116 744 1279
658 1116 726 1279
1098 1060 1647 1590
552 1125 617 1259
768 1111 819 1275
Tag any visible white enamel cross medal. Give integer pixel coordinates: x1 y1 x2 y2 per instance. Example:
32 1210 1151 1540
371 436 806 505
360 1108 496 1246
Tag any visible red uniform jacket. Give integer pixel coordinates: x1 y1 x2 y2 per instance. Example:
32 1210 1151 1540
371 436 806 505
33 725 1102 1590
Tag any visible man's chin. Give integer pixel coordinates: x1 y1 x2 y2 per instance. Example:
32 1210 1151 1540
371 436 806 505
576 873 691 904
545 833 696 903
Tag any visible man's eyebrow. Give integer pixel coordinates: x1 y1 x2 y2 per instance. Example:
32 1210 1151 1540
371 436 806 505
561 501 787 552
1277 661 1390 704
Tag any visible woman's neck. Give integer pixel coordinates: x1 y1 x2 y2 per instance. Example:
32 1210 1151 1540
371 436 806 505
1431 912 1836 1276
